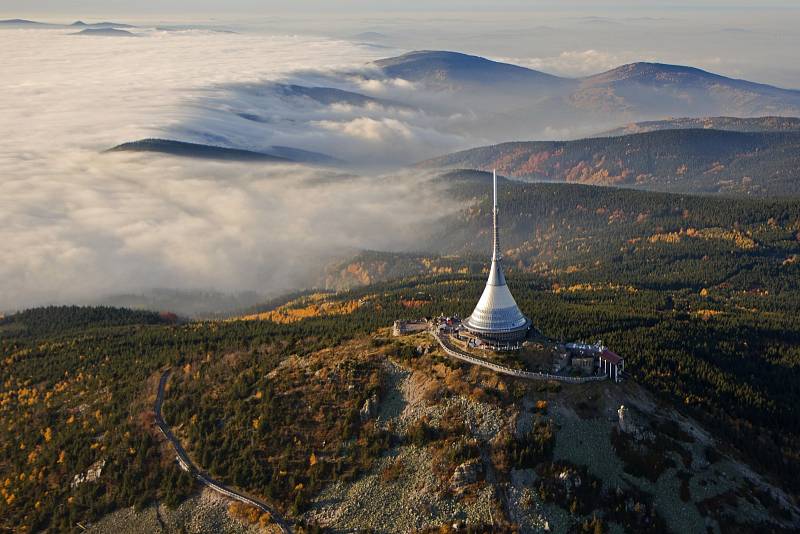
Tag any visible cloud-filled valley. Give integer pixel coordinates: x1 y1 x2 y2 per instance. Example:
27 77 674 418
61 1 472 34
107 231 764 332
4 21 800 313
0 28 459 312
1 147 453 311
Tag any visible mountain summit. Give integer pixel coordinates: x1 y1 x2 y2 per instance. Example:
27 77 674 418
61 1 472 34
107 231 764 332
369 51 800 120
373 50 569 90
572 62 800 116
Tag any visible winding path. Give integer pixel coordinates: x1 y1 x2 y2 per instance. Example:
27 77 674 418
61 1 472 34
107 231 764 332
154 370 292 533
432 330 607 384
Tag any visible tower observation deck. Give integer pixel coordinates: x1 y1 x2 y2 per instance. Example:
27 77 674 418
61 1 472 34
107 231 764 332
462 170 531 343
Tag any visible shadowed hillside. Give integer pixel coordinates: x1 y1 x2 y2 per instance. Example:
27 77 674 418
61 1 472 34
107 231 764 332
107 139 289 162
420 130 800 196
107 138 341 165
72 28 137 37
324 171 800 297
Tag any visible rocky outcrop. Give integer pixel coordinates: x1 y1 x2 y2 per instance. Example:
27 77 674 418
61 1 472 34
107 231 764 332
557 467 582 497
71 458 105 488
87 488 260 534
360 394 379 421
618 404 654 442
449 459 483 495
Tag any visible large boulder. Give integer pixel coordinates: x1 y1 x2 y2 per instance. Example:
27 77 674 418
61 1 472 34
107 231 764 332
449 459 483 494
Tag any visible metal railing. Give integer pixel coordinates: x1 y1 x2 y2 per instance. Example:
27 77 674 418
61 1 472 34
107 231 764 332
432 330 607 384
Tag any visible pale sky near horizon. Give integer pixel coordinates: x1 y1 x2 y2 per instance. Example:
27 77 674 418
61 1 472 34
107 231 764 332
2 0 799 13
4 2 800 88
4 1 800 21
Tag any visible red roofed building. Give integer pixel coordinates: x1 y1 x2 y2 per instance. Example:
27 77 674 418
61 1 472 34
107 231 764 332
599 349 624 382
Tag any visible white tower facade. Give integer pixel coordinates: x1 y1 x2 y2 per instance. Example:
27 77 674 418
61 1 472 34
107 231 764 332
462 170 530 343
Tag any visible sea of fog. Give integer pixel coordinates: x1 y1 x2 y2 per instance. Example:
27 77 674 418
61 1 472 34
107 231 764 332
4 11 800 313
0 28 460 312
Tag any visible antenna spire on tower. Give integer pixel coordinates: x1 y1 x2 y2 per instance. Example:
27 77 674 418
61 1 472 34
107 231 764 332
493 169 497 212
492 169 500 261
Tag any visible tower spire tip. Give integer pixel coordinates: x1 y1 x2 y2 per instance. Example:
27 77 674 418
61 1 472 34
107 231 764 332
493 169 497 209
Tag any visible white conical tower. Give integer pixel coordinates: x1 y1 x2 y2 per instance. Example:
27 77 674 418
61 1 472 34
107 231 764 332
462 170 530 342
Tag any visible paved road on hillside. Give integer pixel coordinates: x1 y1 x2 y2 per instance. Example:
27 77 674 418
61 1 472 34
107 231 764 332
154 370 292 533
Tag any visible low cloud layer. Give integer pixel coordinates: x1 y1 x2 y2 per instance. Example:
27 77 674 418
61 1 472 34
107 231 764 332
5 18 798 312
174 75 470 166
1 150 451 309
510 49 656 77
0 28 457 311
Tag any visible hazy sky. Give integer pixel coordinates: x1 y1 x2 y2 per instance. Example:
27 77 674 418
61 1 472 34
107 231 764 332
4 2 800 87
3 1 799 14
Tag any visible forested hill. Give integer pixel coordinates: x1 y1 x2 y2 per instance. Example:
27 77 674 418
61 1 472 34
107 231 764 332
106 138 340 165
435 171 800 258
0 305 171 338
597 116 800 137
3 178 800 530
324 172 800 296
3 267 800 530
419 129 800 196
106 139 290 162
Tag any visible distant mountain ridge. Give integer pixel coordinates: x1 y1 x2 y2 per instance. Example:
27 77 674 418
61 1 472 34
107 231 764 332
107 139 289 162
71 20 134 28
274 83 411 110
96 50 800 168
419 129 800 196
370 51 800 125
72 28 136 37
0 18 134 29
598 116 800 137
106 138 340 164
373 50 569 91
0 19 50 26
571 62 800 117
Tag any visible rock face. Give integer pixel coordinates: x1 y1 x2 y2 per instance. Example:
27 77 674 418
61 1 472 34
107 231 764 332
360 394 378 421
557 468 582 497
72 458 105 488
618 405 629 432
87 488 260 534
618 404 654 442
449 459 483 495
